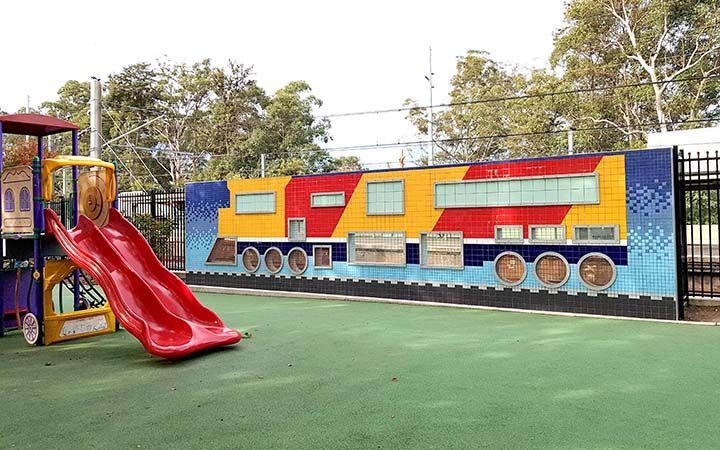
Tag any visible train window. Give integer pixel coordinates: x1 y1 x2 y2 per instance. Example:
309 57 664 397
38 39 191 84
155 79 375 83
235 192 276 214
573 225 620 244
264 247 284 274
313 246 333 269
311 192 346 208
366 180 404 215
241 247 260 273
348 232 405 266
435 174 599 208
288 218 306 241
206 237 237 265
420 232 463 269
288 247 308 275
534 252 570 288
529 225 566 243
494 252 526 286
578 253 616 290
494 225 523 243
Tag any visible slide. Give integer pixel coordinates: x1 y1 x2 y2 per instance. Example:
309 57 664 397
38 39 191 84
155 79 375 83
44 209 241 359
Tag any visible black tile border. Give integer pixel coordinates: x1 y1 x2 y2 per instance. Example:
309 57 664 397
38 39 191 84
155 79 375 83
186 272 677 320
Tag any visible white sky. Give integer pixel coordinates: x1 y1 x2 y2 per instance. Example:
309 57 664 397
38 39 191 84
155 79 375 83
0 0 566 168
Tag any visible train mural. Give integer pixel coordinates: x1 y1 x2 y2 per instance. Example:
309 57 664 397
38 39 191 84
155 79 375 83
185 147 678 319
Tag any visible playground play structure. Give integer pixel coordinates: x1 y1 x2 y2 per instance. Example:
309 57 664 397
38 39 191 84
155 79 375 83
0 114 241 358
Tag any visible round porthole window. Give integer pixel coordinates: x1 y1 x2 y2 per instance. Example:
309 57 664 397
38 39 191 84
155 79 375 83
494 251 526 287
287 247 308 275
578 253 616 291
264 247 284 274
534 252 570 289
241 247 260 273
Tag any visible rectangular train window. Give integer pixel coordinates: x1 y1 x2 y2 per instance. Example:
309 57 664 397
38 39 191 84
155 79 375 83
420 232 464 269
288 218 306 241
311 192 346 208
573 225 620 244
235 192 276 214
313 245 333 269
434 173 599 208
495 225 523 243
347 232 406 266
366 180 404 215
529 225 566 243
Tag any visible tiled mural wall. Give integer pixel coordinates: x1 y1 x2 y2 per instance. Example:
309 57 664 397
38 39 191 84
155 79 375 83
186 148 678 319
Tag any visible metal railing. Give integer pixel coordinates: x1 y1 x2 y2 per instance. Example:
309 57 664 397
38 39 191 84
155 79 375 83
678 150 720 301
117 190 185 271
47 190 186 271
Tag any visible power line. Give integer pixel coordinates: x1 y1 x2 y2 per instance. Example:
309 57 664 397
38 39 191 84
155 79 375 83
256 117 717 155
193 116 717 162
320 74 720 118
101 65 720 123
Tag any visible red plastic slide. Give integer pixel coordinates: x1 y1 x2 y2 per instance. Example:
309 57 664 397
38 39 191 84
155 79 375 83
44 209 241 359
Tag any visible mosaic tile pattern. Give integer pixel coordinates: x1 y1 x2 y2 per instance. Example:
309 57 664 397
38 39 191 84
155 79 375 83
185 148 678 317
622 149 676 297
186 181 229 272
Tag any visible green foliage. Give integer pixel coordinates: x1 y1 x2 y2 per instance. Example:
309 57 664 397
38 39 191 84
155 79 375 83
36 59 349 187
207 80 335 179
406 0 720 162
406 51 573 163
552 0 720 143
126 213 175 256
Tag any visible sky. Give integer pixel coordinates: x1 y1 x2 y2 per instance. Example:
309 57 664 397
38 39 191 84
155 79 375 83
0 0 567 168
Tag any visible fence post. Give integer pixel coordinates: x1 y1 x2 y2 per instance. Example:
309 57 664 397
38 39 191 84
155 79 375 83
673 146 687 320
59 196 67 228
150 190 157 219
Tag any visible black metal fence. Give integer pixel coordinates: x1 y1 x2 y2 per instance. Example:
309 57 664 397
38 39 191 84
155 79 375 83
47 196 73 229
676 150 720 303
117 190 186 271
47 190 186 271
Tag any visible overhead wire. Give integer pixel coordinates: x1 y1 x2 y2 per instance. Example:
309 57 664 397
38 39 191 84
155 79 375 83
320 73 720 118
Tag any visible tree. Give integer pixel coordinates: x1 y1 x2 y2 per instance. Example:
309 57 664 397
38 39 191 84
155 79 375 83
219 80 334 177
36 60 337 187
327 155 363 172
405 1 720 160
39 81 91 154
104 63 174 190
405 51 571 163
3 140 58 168
552 0 720 140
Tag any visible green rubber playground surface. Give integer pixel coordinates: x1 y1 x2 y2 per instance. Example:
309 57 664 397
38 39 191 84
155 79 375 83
2 293 720 449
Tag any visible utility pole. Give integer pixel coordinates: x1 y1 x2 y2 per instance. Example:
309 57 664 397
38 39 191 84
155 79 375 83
568 129 574 155
25 95 30 142
424 46 435 166
261 153 266 178
89 77 102 159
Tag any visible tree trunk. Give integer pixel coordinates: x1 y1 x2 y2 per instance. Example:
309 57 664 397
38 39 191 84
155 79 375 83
652 83 668 132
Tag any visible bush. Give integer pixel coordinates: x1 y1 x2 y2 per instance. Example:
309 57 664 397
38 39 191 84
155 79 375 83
127 213 175 256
